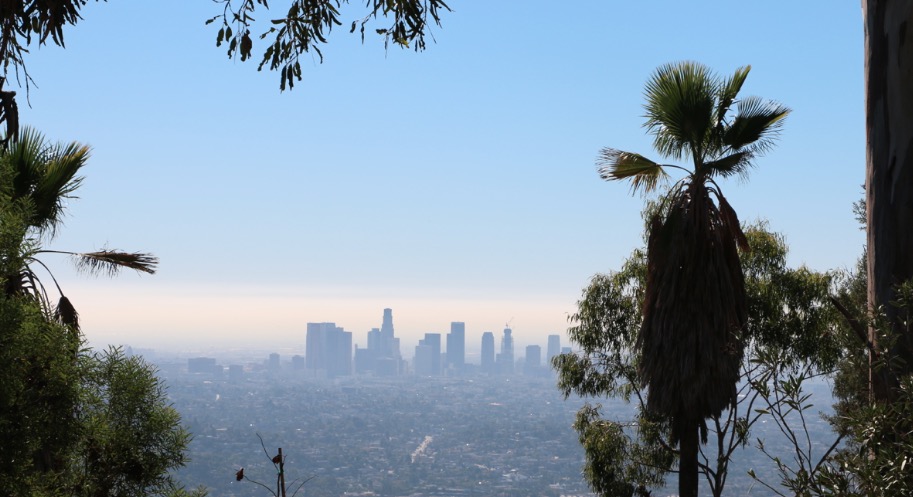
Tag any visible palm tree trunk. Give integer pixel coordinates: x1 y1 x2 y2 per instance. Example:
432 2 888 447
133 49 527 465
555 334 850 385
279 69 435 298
678 417 699 497
864 0 913 402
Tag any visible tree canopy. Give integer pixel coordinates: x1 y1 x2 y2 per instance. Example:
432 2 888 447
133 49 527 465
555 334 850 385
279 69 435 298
555 220 841 497
0 1 450 145
0 126 188 496
0 1 450 97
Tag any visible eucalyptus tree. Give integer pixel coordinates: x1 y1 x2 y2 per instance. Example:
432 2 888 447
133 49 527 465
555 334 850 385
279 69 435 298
597 61 789 497
863 1 913 402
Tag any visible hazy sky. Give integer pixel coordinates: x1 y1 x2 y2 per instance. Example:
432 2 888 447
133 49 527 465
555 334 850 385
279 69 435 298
22 1 864 355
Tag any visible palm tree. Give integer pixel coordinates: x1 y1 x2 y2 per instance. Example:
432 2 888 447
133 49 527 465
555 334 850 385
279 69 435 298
598 62 789 497
1 127 157 331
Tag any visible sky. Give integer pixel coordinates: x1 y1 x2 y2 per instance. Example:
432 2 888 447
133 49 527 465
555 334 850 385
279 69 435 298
20 1 865 356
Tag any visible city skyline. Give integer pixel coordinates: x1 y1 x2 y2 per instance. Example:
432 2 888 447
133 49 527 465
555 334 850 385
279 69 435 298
181 308 564 367
177 312 564 377
25 2 863 351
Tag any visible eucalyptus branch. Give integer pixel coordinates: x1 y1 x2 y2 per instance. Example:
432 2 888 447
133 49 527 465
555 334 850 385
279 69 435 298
733 384 765 455
770 380 805 469
749 460 789 497
829 295 876 354
289 475 317 497
811 433 844 479
716 412 727 462
257 433 271 461
696 455 713 477
631 382 677 455
243 475 278 497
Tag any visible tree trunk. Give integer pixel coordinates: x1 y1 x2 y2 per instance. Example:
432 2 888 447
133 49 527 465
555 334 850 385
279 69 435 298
864 0 913 402
678 418 699 497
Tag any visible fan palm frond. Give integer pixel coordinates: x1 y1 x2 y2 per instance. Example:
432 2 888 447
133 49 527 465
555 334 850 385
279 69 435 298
32 142 89 237
703 151 753 179
716 65 751 127
70 249 158 276
8 127 46 200
597 148 669 194
723 96 790 152
644 61 717 162
4 126 89 238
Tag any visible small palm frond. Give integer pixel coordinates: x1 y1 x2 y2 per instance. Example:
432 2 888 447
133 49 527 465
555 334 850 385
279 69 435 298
723 96 790 152
70 249 158 276
643 61 717 162
15 268 48 310
32 141 89 237
716 65 751 127
8 127 47 200
55 295 80 331
597 148 669 194
19 258 61 313
703 151 753 179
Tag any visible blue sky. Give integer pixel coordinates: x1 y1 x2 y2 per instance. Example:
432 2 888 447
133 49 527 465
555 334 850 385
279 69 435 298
22 1 864 355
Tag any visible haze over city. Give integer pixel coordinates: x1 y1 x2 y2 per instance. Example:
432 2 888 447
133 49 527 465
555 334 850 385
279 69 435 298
21 1 862 353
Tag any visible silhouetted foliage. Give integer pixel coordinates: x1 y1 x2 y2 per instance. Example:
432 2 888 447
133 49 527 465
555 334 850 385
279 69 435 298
0 1 106 144
0 1 451 147
207 0 450 90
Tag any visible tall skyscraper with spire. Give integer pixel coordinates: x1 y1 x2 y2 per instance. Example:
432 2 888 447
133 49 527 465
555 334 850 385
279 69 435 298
381 308 395 342
355 308 403 375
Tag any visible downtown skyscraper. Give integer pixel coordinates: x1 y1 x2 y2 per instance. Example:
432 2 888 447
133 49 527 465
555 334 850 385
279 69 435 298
547 334 561 365
480 331 495 374
414 333 442 376
305 322 352 378
496 327 514 374
446 321 465 374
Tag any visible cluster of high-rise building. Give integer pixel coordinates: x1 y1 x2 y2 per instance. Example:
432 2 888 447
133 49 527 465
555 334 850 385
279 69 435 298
305 322 353 377
298 308 567 378
414 321 467 376
353 308 404 376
